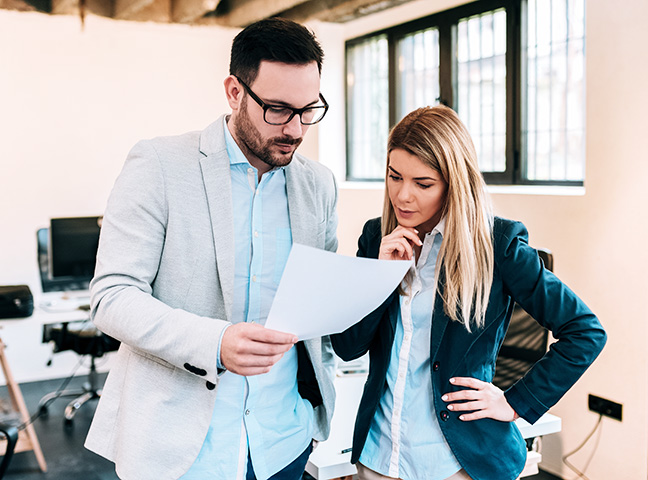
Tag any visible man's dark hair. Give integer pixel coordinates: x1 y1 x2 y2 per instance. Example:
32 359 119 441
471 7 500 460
229 18 324 85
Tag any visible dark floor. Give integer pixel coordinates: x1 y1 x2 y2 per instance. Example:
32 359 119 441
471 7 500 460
2 373 562 480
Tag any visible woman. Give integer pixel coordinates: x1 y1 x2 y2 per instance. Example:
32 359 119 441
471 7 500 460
331 105 606 480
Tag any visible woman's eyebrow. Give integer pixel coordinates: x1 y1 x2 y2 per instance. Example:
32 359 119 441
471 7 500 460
389 165 435 181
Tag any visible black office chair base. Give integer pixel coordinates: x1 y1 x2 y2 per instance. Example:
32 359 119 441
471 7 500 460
64 388 101 422
38 356 103 424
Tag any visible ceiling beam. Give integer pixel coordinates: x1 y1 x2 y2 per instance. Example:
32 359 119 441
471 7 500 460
115 0 171 22
280 0 412 23
172 0 220 23
0 0 38 11
212 0 311 27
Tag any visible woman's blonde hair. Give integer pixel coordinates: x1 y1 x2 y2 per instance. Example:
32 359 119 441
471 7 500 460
382 105 494 331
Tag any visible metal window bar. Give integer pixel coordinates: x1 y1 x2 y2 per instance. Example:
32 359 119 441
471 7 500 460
524 0 584 182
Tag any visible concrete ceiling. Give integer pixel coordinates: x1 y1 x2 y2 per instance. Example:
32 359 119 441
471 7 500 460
0 0 415 25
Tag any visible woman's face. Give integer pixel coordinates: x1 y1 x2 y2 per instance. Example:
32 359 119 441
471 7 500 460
387 148 448 235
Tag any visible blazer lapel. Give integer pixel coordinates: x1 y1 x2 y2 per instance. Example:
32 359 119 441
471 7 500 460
199 117 235 321
430 273 451 360
285 158 317 247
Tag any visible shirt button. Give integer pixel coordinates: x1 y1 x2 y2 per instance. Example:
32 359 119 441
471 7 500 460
247 168 254 174
252 275 257 282
206 381 215 390
433 361 440 371
254 231 259 238
440 410 450 421
245 409 250 416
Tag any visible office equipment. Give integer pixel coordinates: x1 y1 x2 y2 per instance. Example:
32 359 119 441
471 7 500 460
0 337 47 473
38 320 119 423
0 286 33 319
35 221 119 423
37 216 102 296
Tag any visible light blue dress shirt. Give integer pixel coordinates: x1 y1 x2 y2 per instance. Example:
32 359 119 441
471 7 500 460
358 220 462 480
181 119 314 480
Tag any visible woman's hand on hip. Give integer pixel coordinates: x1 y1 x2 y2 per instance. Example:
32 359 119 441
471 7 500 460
379 226 422 261
441 377 520 422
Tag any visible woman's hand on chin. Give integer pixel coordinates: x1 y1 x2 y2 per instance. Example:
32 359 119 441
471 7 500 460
378 226 422 261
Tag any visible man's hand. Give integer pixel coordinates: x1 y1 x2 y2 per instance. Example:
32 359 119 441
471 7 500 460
441 377 519 422
220 323 298 376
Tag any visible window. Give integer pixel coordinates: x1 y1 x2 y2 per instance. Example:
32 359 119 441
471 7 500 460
345 0 586 186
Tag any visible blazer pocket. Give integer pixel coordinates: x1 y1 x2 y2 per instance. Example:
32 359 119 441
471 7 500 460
132 348 177 371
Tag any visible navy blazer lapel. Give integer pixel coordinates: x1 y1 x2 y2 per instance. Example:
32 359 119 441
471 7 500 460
285 158 317 247
430 273 451 360
199 118 235 321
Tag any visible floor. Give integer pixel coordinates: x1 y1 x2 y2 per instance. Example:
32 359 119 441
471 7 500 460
1 373 562 480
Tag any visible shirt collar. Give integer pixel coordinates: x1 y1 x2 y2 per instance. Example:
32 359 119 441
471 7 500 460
427 216 446 239
223 116 249 166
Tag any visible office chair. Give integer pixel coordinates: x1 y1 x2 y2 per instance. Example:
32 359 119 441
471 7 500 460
36 228 120 424
493 248 553 391
0 422 18 479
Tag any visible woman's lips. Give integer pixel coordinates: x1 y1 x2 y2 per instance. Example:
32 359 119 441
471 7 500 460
397 208 416 219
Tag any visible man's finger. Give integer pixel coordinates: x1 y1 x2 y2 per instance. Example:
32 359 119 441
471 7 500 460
245 324 298 345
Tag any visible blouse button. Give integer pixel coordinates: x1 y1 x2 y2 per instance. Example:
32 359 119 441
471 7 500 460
440 410 450 421
432 361 440 371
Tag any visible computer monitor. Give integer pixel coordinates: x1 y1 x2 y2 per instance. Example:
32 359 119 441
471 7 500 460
40 216 102 293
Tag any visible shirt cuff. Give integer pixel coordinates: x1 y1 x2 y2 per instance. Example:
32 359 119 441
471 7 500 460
216 323 233 372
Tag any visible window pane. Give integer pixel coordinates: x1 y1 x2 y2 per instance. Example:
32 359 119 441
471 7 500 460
523 0 586 181
456 9 507 173
346 35 389 180
396 27 440 120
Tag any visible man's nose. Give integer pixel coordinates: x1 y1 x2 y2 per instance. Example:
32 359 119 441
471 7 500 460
282 114 304 138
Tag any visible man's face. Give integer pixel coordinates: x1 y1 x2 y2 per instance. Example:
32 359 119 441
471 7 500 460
230 60 321 173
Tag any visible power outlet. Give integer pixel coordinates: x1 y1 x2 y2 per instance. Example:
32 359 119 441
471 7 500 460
588 394 622 421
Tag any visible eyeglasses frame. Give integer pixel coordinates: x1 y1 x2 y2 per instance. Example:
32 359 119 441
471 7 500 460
235 76 329 126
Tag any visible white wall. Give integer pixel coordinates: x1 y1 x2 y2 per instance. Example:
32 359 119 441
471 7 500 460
1 1 646 478
0 11 238 288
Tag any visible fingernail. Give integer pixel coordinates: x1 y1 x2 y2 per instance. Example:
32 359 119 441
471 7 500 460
459 415 465 421
441 395 448 401
449 378 456 384
447 405 453 410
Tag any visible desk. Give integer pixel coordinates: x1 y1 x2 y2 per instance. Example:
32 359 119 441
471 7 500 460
306 373 561 480
0 296 115 385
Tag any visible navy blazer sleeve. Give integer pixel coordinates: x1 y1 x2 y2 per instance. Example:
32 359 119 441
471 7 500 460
496 219 607 423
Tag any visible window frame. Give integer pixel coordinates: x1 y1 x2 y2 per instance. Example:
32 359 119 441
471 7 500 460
344 0 584 187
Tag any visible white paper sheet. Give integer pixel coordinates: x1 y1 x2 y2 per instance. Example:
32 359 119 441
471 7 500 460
264 243 412 340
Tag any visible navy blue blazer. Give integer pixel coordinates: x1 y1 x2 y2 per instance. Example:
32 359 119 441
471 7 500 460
331 217 606 480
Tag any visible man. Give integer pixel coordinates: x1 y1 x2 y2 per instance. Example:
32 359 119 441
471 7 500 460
85 18 338 480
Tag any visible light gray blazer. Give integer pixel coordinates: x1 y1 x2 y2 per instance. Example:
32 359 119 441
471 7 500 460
85 116 339 480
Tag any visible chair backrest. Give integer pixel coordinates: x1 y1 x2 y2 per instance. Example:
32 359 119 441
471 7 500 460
492 249 552 390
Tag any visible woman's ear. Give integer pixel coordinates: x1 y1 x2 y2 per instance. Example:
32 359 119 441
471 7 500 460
224 75 244 112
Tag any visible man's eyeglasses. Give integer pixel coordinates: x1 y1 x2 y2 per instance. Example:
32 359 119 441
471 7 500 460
236 76 329 126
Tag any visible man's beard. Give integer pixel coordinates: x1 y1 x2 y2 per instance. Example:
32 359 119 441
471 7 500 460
233 98 303 169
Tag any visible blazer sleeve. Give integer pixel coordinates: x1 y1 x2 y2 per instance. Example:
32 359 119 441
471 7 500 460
90 140 227 383
331 218 396 361
497 219 607 424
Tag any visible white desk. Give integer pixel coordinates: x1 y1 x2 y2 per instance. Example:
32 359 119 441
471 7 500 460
307 373 561 480
0 295 115 385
